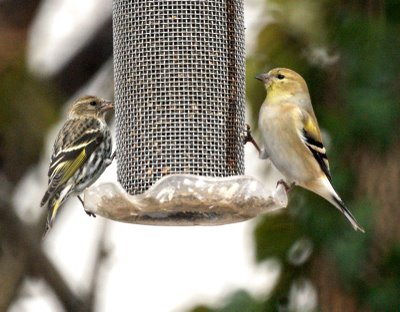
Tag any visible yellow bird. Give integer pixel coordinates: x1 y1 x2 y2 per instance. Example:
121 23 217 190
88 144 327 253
256 68 364 232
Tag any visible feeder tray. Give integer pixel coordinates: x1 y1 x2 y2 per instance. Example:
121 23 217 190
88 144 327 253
84 0 288 225
84 175 288 225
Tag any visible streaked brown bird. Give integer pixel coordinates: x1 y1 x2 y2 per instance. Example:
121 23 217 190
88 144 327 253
41 95 114 237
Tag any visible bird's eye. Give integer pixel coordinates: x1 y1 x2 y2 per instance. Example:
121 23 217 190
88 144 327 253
277 74 285 80
89 101 97 106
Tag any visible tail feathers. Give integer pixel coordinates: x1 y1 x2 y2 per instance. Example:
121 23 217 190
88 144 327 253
42 196 62 239
331 196 365 233
304 178 365 233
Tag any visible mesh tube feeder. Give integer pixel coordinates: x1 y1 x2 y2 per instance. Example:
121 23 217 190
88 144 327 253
84 0 287 225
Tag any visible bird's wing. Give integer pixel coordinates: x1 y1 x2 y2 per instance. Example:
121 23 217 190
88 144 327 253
40 119 103 206
299 111 332 182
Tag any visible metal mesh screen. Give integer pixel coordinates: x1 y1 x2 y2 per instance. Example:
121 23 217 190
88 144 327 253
113 0 245 195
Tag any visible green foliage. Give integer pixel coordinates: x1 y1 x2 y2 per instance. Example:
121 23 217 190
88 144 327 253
385 0 400 22
189 291 264 312
190 306 213 312
217 291 264 312
346 88 397 150
365 244 400 311
189 1 400 310
254 212 303 262
325 7 400 151
330 225 369 285
367 280 400 312
254 210 318 310
245 1 400 306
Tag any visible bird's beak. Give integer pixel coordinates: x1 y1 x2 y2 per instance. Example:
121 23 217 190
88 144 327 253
100 100 114 113
256 74 271 84
255 73 271 84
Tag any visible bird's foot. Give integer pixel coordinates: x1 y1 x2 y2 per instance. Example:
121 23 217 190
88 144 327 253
243 124 261 154
105 151 116 166
77 195 85 206
259 148 269 160
85 210 96 218
277 180 295 193
78 195 96 217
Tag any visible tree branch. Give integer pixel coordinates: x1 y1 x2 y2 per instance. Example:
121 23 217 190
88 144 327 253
0 197 87 311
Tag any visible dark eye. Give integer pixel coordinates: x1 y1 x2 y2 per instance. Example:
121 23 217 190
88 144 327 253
90 101 97 106
277 74 285 80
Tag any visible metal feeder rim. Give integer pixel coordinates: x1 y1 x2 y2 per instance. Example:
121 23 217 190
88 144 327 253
83 174 288 226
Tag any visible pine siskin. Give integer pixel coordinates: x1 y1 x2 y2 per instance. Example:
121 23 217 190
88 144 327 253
41 95 114 237
256 68 364 232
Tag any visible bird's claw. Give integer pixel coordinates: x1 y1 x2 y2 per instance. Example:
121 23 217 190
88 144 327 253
85 210 96 218
277 180 295 193
243 124 261 153
77 195 95 217
105 151 116 166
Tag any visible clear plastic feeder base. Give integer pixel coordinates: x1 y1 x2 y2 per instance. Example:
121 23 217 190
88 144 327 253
83 174 288 226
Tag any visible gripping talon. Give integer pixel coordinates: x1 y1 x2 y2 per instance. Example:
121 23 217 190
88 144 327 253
244 124 261 153
77 195 85 207
277 179 295 193
104 151 116 166
78 195 96 217
85 210 96 218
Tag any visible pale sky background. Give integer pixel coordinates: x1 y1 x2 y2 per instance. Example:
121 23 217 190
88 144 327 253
9 1 289 311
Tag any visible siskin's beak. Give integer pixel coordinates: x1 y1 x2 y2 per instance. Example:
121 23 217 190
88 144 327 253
100 100 114 113
255 73 271 84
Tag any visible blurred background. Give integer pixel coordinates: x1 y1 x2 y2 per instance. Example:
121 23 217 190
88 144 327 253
1 0 399 311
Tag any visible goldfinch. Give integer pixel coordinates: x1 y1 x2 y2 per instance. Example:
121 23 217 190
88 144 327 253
256 68 364 232
41 96 114 236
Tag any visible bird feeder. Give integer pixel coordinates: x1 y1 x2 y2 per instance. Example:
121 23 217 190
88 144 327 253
84 0 287 225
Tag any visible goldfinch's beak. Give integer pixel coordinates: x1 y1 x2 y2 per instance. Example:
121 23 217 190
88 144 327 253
100 100 114 113
255 73 271 84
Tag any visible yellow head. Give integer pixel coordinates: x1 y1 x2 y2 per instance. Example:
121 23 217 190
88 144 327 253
256 68 309 102
69 95 114 119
